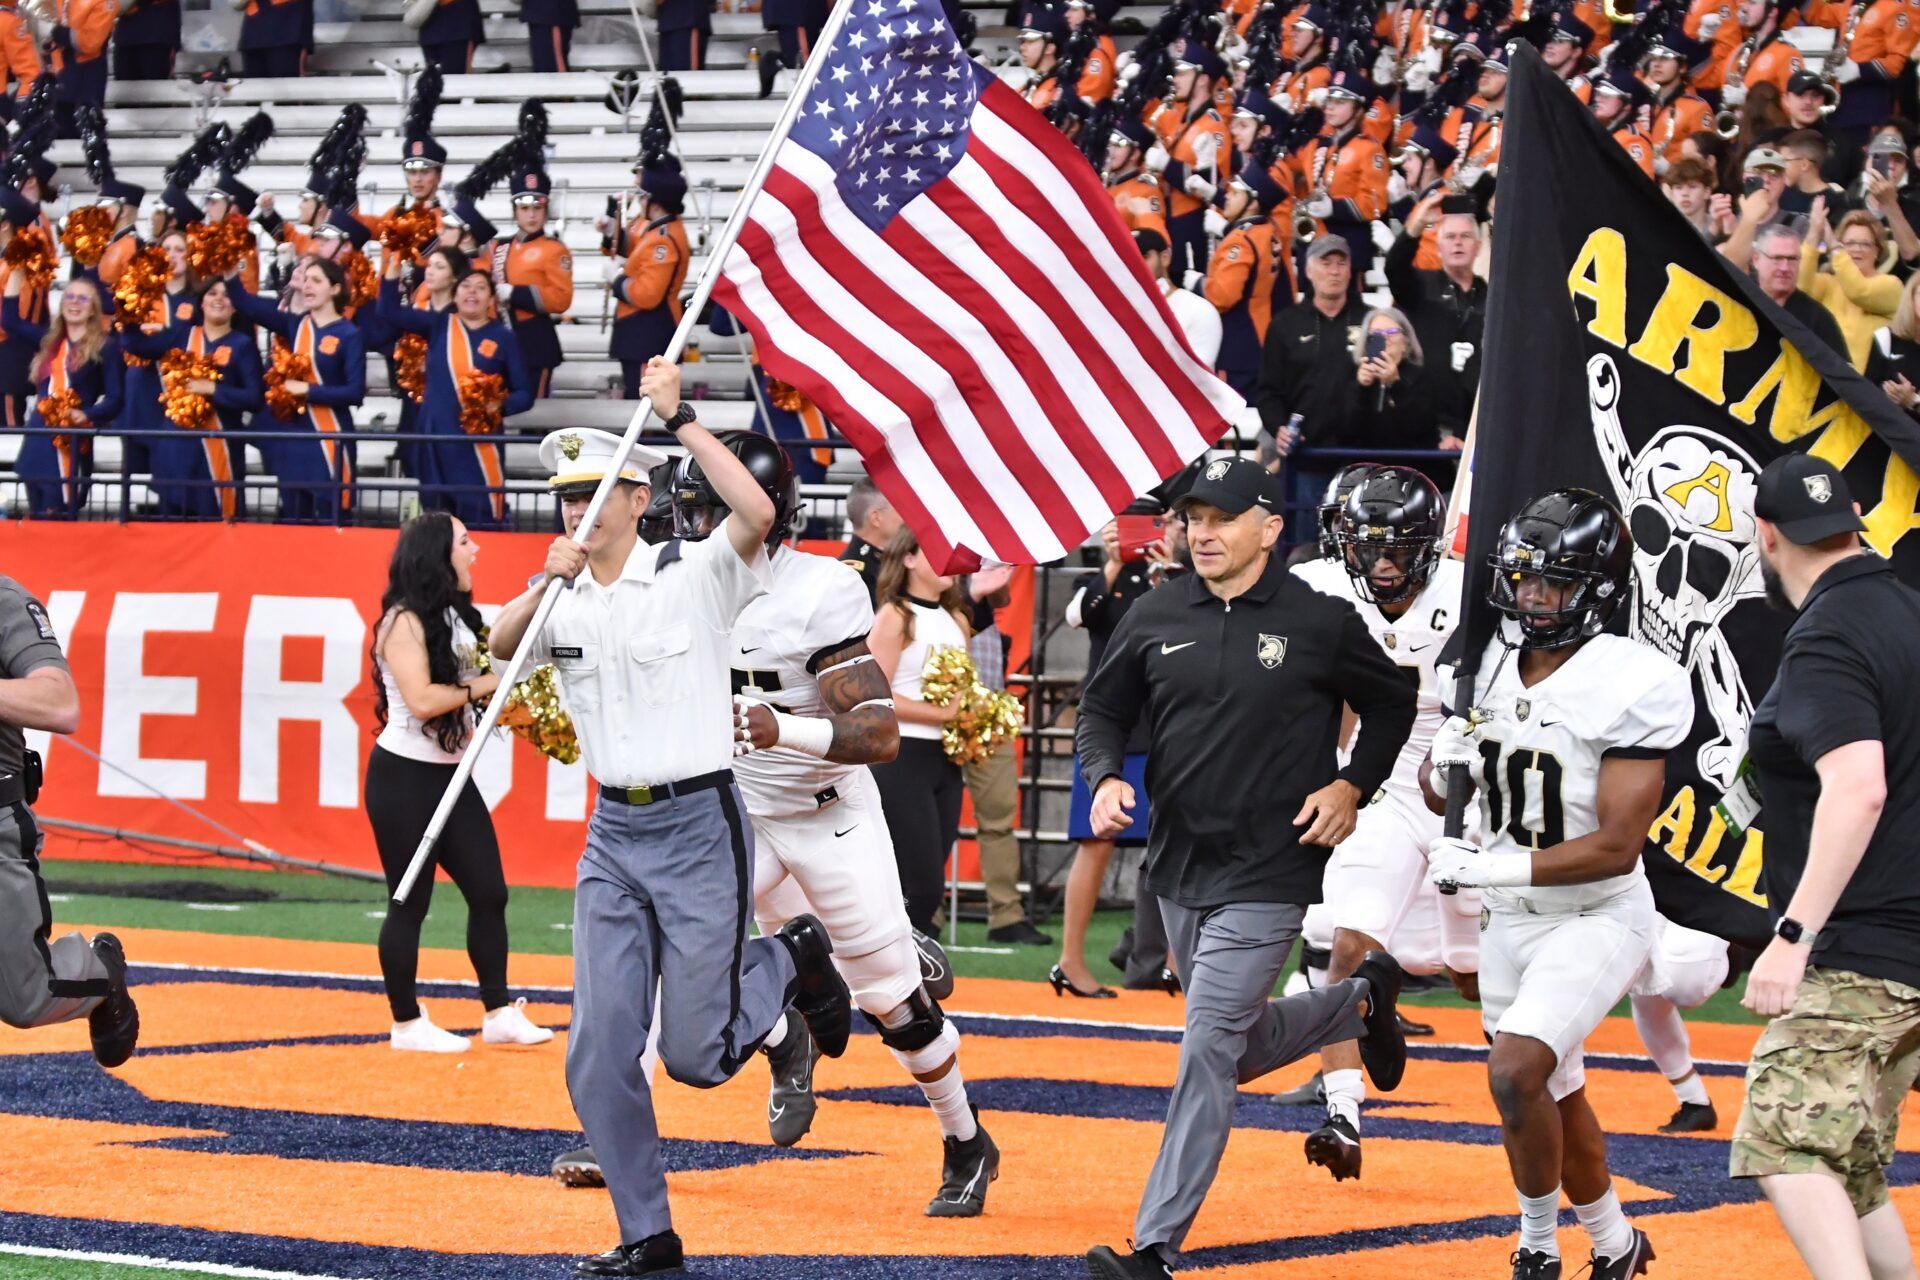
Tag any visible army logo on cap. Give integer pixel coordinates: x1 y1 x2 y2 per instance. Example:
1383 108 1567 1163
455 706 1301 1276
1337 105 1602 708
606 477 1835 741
557 433 583 462
1804 474 1833 503
1204 459 1231 481
1257 633 1288 669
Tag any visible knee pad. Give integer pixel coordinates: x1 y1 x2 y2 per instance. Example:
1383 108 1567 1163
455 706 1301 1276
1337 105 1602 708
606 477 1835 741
890 1018 962 1075
874 988 948 1054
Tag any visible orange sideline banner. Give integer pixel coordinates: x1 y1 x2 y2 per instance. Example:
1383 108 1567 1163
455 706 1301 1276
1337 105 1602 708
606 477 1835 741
1 521 993 887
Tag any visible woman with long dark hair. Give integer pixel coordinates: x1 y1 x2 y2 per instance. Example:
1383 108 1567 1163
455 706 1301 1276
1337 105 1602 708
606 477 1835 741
368 244 465 482
867 525 971 935
365 511 550 1053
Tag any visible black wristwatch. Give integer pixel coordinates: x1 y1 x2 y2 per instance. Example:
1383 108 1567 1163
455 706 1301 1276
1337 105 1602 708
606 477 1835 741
663 402 698 430
1775 916 1816 946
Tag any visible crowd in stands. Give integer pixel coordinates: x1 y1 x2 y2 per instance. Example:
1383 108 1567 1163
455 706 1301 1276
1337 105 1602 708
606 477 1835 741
1 0 1918 524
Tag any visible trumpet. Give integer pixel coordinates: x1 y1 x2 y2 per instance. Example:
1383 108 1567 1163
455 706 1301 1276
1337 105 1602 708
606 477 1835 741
1713 107 1741 137
1293 185 1326 242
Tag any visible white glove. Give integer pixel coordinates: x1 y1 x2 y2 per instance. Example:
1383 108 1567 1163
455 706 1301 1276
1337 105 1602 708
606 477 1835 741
1191 130 1220 167
1144 144 1172 173
1184 173 1219 201
732 694 761 758
1119 58 1141 83
1276 91 1297 113
1595 40 1617 66
1429 714 1482 774
1181 267 1205 291
1371 217 1396 253
1405 60 1433 93
601 258 624 285
1373 48 1398 86
1428 836 1532 889
495 280 514 305
1302 192 1334 218
1836 59 1862 85
1417 46 1442 77
1720 79 1747 108
1204 208 1228 237
1698 11 1724 37
1387 171 1410 205
1307 86 1329 108
1455 162 1487 189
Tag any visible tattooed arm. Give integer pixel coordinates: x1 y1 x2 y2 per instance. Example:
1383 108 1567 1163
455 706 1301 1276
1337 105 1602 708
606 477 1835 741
740 636 901 764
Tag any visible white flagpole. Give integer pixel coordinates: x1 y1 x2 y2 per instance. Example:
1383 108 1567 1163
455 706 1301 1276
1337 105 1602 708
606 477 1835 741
394 0 859 904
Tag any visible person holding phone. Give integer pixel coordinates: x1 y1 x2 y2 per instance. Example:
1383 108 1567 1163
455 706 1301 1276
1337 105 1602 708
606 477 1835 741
1347 307 1437 450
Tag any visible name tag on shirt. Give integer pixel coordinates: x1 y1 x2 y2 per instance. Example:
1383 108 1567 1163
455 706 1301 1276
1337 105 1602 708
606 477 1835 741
552 645 584 659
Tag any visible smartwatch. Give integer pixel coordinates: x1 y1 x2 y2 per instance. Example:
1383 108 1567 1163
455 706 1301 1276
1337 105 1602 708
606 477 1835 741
1775 916 1815 946
664 402 698 430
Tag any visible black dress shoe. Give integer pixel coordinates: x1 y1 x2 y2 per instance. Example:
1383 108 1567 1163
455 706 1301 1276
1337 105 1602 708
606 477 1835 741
552 1144 603 1187
1107 927 1135 975
1396 1010 1436 1038
1351 950 1406 1093
986 920 1054 946
1086 1242 1173 1278
776 914 852 1057
575 1231 685 1276
88 933 139 1069
1658 1100 1717 1133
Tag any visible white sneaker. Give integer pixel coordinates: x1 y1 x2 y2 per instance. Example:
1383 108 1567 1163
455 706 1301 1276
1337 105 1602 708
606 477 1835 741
482 997 554 1046
390 1011 470 1054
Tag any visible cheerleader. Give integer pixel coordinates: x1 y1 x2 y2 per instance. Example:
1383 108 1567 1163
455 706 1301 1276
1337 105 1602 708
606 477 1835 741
4 275 122 517
367 244 464 483
0 187 50 431
123 278 262 519
114 228 200 513
226 257 365 523
376 253 531 529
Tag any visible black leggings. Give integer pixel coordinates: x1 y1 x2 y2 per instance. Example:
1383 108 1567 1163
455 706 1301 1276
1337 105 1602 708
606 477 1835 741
364 745 510 1021
873 737 964 934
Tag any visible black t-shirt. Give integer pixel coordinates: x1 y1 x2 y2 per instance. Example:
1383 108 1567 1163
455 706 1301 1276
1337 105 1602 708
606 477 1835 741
1748 554 1920 988
839 536 883 607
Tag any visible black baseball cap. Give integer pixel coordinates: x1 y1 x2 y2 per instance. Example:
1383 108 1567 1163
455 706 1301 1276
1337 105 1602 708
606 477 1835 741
1755 453 1866 544
1173 456 1278 516
1786 71 1826 96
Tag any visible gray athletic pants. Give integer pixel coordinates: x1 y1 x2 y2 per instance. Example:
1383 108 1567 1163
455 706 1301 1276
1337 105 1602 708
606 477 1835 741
1134 899 1371 1256
0 802 108 1029
566 783 797 1246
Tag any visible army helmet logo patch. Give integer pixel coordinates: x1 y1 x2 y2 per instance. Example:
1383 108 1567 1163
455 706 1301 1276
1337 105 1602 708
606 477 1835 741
1384 632 1397 650
1804 474 1833 503
1204 459 1231 481
557 433 583 462
1257 634 1287 669
1515 697 1530 721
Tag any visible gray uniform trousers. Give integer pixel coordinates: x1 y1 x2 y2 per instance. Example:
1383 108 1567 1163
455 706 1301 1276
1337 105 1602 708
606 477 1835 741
1134 899 1371 1255
567 783 797 1245
0 803 108 1029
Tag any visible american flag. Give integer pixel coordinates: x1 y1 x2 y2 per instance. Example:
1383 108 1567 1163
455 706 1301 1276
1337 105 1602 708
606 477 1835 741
712 0 1245 572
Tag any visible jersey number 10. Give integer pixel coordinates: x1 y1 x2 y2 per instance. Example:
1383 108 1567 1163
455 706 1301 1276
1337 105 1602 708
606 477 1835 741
1478 739 1565 850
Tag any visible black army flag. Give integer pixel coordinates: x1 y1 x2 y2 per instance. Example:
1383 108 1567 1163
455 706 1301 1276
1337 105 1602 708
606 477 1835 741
1461 41 1920 943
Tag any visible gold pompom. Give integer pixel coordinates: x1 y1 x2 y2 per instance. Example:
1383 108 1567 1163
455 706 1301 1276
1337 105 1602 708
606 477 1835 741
264 345 316 419
473 631 580 763
920 646 1025 765
457 369 506 435
4 226 55 296
394 332 428 403
60 206 113 269
36 388 83 449
342 247 377 312
159 349 222 430
185 216 254 281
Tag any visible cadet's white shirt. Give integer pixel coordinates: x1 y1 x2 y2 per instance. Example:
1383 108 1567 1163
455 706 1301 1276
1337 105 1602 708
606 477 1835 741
730 547 878 819
1449 632 1692 913
527 520 769 788
1161 278 1223 367
1292 555 1462 802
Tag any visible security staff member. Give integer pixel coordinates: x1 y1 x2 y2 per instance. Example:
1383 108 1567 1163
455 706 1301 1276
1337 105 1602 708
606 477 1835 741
1077 457 1417 1280
839 475 900 605
487 357 851 1279
1731 454 1920 1280
0 576 138 1065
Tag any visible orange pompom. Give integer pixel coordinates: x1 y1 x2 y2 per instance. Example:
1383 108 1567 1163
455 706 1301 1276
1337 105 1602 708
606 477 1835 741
342 249 376 313
4 226 55 296
185 216 255 282
394 333 428 404
264 345 316 420
457 369 507 435
36 388 83 449
159 349 222 430
380 204 438 264
112 245 171 332
59 206 114 270
766 378 811 413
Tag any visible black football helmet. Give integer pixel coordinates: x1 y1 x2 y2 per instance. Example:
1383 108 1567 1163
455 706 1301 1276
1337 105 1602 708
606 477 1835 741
1338 466 1445 606
638 460 676 545
1318 462 1384 559
670 431 801 548
1486 487 1632 650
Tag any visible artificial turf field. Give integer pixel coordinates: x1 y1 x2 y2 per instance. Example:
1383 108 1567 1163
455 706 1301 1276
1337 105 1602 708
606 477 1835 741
2 855 1907 1280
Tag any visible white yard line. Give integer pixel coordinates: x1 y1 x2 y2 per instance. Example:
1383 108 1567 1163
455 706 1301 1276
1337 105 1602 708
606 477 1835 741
0 1242 355 1280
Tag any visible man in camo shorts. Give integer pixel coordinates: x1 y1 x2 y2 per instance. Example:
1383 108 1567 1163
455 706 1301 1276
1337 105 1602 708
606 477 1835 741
1730 456 1920 1280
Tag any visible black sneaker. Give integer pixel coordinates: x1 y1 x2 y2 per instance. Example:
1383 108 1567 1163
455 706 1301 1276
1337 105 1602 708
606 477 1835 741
88 933 138 1069
551 1145 603 1187
1085 1243 1173 1278
986 920 1054 947
575 1231 685 1276
765 1010 820 1148
913 928 955 1001
925 1106 999 1217
1587 1229 1655 1279
1658 1100 1717 1133
1350 950 1407 1093
1274 1071 1325 1107
776 914 852 1058
1303 1112 1362 1181
1510 1249 1561 1280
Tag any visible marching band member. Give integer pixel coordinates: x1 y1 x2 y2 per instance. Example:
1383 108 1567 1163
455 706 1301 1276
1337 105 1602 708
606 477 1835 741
1106 118 1171 241
0 184 49 431
49 0 115 131
1147 44 1229 282
1589 71 1660 179
1206 162 1289 397
497 162 573 400
123 277 261 519
1292 70 1390 274
607 156 689 402
0 0 40 117
238 0 312 78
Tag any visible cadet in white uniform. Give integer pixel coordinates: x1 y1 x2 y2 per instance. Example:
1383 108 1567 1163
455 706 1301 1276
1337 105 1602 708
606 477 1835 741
673 432 1000 1217
487 357 853 1280
1422 489 1690 1280
1289 467 1478 1183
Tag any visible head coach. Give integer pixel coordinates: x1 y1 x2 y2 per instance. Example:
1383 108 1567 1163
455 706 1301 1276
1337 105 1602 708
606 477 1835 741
1075 456 1419 1280
1729 454 1920 1280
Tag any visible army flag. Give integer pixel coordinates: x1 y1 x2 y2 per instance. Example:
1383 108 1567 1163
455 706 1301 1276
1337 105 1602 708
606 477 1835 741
1465 42 1920 943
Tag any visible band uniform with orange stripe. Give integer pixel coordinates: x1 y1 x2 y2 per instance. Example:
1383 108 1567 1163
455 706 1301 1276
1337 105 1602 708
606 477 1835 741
610 156 691 399
499 167 574 399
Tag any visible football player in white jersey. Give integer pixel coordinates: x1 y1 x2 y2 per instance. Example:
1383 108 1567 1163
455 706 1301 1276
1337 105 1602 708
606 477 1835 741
1629 917 1732 1132
1289 466 1478 1181
680 435 998 1219
1421 489 1692 1280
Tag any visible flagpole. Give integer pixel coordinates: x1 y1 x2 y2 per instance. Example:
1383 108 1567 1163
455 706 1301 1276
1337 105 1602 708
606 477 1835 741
394 0 860 905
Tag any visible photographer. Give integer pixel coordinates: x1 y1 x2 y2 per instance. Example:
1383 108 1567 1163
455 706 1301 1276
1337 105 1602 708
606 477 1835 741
1348 306 1439 450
